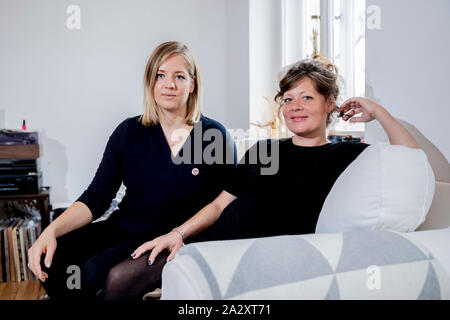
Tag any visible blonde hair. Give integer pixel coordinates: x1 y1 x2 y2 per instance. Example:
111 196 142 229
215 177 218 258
141 41 202 126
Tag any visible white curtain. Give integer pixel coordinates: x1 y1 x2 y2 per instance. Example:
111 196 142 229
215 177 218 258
327 0 366 132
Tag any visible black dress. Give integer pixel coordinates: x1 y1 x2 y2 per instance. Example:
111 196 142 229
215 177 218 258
39 114 236 299
189 138 369 242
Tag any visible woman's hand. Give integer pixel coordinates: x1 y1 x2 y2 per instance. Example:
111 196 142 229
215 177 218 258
131 231 184 265
27 228 57 282
338 97 419 148
338 97 384 123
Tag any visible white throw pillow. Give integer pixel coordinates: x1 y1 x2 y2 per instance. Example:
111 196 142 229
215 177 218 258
315 143 435 233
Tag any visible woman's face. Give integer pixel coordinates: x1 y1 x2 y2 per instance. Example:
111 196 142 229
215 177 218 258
282 77 333 138
153 54 194 113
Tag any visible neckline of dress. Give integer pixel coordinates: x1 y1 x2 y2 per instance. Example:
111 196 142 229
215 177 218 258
158 115 203 160
288 137 331 149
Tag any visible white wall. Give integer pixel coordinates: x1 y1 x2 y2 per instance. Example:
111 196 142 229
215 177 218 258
6 0 446 206
225 0 250 131
249 0 283 129
0 0 249 203
365 0 450 161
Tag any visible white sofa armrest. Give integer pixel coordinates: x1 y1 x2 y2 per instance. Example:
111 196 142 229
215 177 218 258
161 231 450 300
417 181 450 231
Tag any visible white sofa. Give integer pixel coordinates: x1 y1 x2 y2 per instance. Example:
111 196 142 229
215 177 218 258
160 121 450 300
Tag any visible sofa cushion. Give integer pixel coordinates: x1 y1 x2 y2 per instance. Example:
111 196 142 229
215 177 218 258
417 182 450 231
161 231 450 299
315 143 435 234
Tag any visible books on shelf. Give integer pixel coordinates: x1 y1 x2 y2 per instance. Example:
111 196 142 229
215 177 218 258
0 218 41 282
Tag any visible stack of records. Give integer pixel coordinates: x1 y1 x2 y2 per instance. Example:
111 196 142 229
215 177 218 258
0 218 41 282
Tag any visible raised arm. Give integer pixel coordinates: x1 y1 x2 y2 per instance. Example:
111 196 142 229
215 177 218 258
131 191 237 264
338 97 419 149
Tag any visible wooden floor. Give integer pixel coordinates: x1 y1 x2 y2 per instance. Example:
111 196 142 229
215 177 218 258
0 280 46 300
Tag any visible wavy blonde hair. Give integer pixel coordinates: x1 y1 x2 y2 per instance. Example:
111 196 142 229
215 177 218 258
141 41 202 126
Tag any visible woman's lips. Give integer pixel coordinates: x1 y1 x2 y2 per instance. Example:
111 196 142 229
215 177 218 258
161 94 177 99
291 116 308 123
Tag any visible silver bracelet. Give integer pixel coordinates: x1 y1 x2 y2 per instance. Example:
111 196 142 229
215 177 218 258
172 228 186 241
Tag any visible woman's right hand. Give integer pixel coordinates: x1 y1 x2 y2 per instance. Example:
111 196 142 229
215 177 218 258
131 231 184 265
27 228 57 282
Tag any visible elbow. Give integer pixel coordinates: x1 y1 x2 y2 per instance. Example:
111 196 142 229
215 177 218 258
389 137 420 150
406 140 421 149
211 199 226 221
392 142 421 149
406 136 420 150
212 201 223 220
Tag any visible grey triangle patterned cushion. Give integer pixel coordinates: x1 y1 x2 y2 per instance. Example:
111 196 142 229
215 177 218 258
161 230 450 299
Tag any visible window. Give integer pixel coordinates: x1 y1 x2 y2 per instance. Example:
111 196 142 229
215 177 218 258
284 0 366 135
249 0 366 139
283 0 365 133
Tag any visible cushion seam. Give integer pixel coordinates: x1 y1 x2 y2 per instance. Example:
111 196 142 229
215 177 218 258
416 152 431 230
375 144 384 230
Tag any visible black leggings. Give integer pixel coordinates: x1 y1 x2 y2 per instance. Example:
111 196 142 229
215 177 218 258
41 198 276 300
39 215 165 300
96 198 278 300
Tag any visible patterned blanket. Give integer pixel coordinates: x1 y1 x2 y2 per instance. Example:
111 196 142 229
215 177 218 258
162 230 450 300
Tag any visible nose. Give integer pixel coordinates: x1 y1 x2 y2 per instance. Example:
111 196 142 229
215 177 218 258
163 77 176 89
288 101 304 112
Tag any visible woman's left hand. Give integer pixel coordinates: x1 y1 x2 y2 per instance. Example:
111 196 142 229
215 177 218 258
131 231 184 265
338 97 384 123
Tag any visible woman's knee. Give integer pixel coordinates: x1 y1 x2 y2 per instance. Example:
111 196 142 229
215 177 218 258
104 263 125 289
101 255 164 300
101 260 135 299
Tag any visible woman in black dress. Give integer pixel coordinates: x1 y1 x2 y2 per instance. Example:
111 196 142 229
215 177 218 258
26 41 236 299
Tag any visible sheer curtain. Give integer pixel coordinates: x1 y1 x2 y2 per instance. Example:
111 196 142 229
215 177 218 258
328 0 366 133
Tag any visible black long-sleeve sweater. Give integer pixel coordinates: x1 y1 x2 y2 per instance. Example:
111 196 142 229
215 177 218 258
77 114 237 234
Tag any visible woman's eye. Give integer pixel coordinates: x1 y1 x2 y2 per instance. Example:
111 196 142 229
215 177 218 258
175 75 186 80
303 96 313 101
156 73 164 79
283 98 292 103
